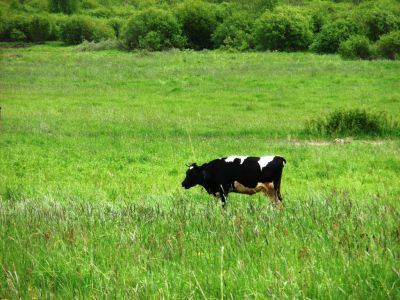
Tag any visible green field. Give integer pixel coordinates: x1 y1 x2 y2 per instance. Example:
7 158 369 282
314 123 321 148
1 44 400 299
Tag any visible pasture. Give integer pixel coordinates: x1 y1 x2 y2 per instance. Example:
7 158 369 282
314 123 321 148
0 43 399 299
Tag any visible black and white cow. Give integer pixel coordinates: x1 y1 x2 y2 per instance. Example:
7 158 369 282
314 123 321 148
181 155 286 207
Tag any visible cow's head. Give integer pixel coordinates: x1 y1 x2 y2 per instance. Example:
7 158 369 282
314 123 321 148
182 163 202 189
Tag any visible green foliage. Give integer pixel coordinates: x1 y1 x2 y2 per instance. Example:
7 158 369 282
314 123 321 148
338 35 372 60
376 30 400 60
48 0 79 14
212 11 254 51
311 19 360 53
122 8 185 51
306 109 397 136
60 15 114 45
254 6 313 51
107 17 124 38
0 14 30 42
361 7 399 42
86 7 114 18
176 0 217 50
53 0 78 14
9 28 26 41
28 15 51 42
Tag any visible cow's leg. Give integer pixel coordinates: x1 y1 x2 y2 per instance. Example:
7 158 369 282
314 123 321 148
219 184 228 208
273 174 283 208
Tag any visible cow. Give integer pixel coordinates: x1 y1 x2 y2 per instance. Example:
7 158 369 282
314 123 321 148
181 155 286 207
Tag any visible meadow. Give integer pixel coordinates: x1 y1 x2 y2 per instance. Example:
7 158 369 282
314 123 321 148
0 43 400 298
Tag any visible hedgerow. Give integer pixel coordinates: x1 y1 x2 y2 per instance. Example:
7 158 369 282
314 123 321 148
1 0 399 61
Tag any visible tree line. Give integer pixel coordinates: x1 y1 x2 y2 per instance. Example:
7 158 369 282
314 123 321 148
1 0 399 59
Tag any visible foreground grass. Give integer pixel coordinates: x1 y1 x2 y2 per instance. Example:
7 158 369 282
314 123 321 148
1 196 399 299
1 44 400 298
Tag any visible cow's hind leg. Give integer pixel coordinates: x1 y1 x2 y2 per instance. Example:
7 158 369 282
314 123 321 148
263 182 282 208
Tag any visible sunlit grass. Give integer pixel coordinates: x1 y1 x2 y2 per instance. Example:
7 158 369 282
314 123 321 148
0 43 399 298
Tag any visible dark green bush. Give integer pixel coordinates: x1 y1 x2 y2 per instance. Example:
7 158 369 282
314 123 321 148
122 8 185 51
254 7 313 51
362 8 399 42
310 19 360 53
212 11 254 51
48 0 79 15
27 15 51 42
305 109 396 136
0 14 30 42
60 16 114 45
339 35 372 60
176 0 217 50
376 30 400 60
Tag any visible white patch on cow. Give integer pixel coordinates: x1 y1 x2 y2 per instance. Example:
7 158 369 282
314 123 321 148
189 166 194 170
258 156 275 170
225 156 248 164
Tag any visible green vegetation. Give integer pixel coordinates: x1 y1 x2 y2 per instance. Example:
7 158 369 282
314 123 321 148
1 44 400 298
0 0 399 59
305 109 398 136
339 35 373 60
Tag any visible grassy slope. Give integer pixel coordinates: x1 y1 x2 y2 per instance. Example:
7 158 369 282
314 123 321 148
0 44 399 298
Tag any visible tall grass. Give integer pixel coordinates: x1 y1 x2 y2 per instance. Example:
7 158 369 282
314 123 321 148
1 195 399 299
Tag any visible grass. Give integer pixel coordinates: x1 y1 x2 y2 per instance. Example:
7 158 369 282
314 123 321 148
0 43 400 298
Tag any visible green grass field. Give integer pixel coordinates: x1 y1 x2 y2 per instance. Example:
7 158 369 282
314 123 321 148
1 43 400 299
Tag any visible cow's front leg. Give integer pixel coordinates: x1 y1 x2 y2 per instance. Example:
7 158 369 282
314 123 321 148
219 184 228 208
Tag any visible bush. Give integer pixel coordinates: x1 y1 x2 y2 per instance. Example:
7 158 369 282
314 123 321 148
122 8 185 51
212 11 254 51
310 19 360 53
27 15 51 42
107 17 124 38
48 0 79 15
376 30 400 60
254 7 313 51
339 35 372 60
176 0 217 50
305 109 396 136
0 14 30 42
362 8 399 42
60 16 114 45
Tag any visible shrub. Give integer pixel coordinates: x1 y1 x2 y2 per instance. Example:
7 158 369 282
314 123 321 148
108 17 124 38
0 14 30 42
60 16 114 45
212 11 254 51
338 35 372 60
310 19 359 53
376 30 400 60
48 0 79 15
176 0 217 50
122 8 185 51
27 15 51 42
305 109 396 136
362 8 399 42
10 28 26 41
254 7 313 51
